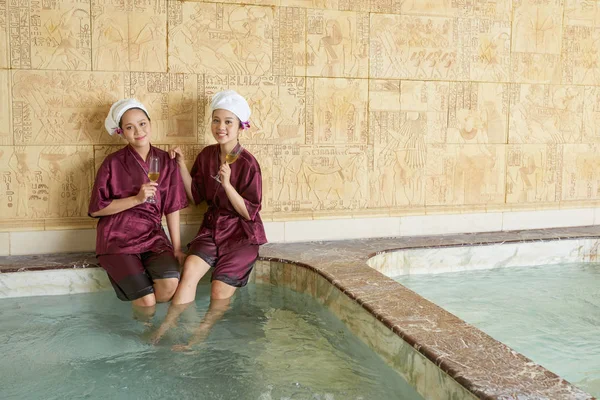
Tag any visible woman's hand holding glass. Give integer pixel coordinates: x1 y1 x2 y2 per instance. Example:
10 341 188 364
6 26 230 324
213 144 243 184
136 182 158 204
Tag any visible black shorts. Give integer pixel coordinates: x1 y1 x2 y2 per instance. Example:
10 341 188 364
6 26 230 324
98 251 180 301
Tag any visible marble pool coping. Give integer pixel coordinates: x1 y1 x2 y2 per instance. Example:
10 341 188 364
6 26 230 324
1 226 599 399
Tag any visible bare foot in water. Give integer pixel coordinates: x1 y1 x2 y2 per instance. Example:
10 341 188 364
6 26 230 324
171 344 195 353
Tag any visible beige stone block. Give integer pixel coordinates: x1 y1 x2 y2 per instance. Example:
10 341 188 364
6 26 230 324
10 229 96 255
447 82 508 144
271 144 370 214
283 0 338 9
467 19 511 82
0 219 45 232
511 1 564 83
371 145 425 209
127 72 198 144
92 0 167 72
307 78 368 144
370 14 461 80
561 25 600 85
583 86 600 143
242 144 274 213
45 217 96 231
306 9 369 78
8 0 91 70
273 7 307 76
312 209 353 219
561 144 600 201
368 79 400 146
506 144 563 204
0 70 11 145
511 53 562 84
194 0 279 5
425 144 506 206
168 3 274 76
93 145 121 171
271 210 313 221
0 232 9 255
400 80 448 145
564 0 600 27
508 84 584 144
11 71 125 145
200 76 306 145
0 4 7 69
512 1 563 55
0 146 94 224
399 0 511 19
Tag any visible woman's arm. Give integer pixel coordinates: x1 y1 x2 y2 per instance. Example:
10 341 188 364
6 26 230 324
219 163 251 220
170 147 195 205
166 210 186 264
222 182 251 220
90 182 157 217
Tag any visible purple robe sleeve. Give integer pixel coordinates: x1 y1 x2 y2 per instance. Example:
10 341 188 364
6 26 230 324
190 155 205 205
163 159 189 215
88 160 112 217
239 163 262 221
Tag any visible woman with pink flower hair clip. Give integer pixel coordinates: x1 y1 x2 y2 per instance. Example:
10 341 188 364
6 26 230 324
150 90 267 348
88 99 188 316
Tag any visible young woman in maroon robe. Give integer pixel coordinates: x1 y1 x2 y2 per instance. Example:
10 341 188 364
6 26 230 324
150 90 267 347
89 99 188 312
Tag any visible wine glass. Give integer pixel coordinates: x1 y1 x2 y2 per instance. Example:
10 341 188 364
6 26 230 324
147 156 160 204
213 144 243 183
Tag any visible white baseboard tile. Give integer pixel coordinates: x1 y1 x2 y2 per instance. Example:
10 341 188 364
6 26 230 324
0 233 9 256
284 217 401 242
3 208 599 255
400 213 503 237
502 208 594 231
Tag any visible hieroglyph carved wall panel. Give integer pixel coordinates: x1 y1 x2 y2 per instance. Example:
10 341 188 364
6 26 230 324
0 71 11 146
168 3 276 76
0 0 8 69
11 71 124 145
92 0 167 72
511 0 564 83
4 0 600 231
509 84 584 144
506 144 563 204
200 75 306 145
0 145 94 222
8 0 91 70
127 72 199 144
306 9 369 78
426 144 506 206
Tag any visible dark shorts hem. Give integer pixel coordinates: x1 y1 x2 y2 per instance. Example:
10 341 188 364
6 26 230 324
211 274 248 288
157 271 181 280
125 286 155 302
187 249 217 268
99 251 180 302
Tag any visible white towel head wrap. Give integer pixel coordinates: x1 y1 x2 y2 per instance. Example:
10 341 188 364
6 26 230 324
210 90 251 129
105 98 150 135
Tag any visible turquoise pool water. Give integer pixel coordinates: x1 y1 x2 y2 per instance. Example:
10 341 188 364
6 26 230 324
396 262 600 398
0 282 422 400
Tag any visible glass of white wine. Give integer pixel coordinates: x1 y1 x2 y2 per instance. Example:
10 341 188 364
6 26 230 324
213 144 243 183
147 156 160 204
